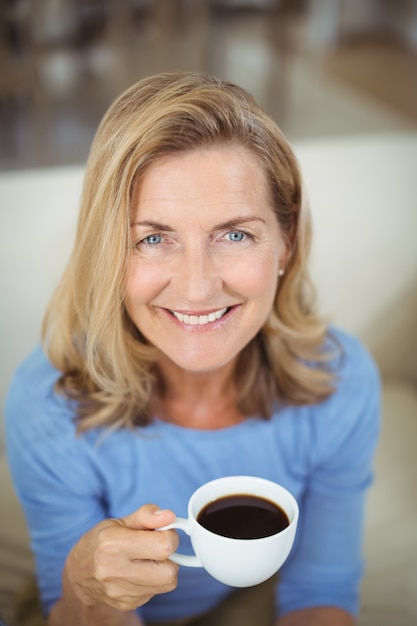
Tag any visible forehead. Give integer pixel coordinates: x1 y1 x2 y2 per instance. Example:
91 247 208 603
132 146 271 218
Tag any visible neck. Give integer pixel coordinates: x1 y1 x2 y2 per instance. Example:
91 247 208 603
153 357 244 429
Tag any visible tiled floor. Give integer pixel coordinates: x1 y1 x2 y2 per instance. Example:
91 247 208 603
1 3 417 171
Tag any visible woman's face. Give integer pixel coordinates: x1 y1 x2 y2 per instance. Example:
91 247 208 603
126 146 286 373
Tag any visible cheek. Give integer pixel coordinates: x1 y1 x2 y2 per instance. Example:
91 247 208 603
125 260 165 306
227 252 279 298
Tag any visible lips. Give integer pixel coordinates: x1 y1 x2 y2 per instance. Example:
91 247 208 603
170 307 229 326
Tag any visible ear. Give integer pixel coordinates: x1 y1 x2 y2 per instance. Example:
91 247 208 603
278 235 293 275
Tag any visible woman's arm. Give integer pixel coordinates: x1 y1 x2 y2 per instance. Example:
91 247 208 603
48 580 144 626
48 506 178 626
277 606 355 625
275 335 381 621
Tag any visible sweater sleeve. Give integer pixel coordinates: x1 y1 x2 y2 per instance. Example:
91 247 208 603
277 332 381 618
4 349 107 616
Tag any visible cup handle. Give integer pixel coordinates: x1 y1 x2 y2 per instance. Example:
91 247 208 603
157 517 202 568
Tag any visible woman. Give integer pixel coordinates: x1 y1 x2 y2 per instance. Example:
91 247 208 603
5 72 380 626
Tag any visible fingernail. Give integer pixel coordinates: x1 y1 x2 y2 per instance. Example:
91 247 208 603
154 507 169 516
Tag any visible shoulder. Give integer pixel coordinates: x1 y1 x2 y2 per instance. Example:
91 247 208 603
8 344 62 397
309 326 382 466
325 325 380 390
5 345 76 444
5 346 106 500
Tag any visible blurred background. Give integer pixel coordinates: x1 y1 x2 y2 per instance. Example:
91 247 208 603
1 0 417 171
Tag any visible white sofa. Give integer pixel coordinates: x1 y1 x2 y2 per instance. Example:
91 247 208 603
1 133 417 625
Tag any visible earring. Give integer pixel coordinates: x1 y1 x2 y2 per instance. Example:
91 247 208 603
278 268 285 276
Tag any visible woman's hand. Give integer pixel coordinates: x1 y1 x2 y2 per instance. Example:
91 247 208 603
64 505 179 613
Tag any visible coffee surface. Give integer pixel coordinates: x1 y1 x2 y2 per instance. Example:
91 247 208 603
197 494 289 539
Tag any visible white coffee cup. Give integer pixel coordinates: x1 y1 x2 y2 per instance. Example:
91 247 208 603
160 475 299 587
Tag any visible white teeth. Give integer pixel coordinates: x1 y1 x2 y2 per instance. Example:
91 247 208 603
171 307 228 326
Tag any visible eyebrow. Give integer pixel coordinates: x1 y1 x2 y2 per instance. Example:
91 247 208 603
130 220 174 231
130 216 267 230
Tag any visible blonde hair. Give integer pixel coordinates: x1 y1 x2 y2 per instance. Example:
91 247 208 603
43 71 337 431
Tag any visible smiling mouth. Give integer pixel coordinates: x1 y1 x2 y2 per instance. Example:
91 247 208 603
169 307 230 326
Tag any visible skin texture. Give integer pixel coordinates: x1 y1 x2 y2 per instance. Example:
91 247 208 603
48 506 177 626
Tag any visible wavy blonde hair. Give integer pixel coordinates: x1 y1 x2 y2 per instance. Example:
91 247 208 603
43 71 337 431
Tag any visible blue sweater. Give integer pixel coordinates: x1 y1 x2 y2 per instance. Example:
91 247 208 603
5 327 380 622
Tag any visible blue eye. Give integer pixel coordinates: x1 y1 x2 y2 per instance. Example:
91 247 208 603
134 233 163 250
144 234 162 245
228 231 245 242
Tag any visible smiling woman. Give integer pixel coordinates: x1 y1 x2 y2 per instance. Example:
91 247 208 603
41 72 334 431
5 72 380 626
125 147 284 379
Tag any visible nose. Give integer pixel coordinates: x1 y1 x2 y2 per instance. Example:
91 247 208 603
172 243 222 304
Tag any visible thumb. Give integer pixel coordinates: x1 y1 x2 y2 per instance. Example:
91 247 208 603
120 504 177 531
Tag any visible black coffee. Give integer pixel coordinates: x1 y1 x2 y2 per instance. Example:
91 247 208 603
197 494 289 539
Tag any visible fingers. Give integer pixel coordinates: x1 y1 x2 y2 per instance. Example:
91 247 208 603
120 504 177 531
66 505 180 613
97 558 179 611
114 558 179 591
92 520 179 612
95 522 179 564
119 505 180 559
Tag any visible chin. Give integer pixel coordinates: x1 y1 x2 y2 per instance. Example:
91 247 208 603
164 350 238 374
